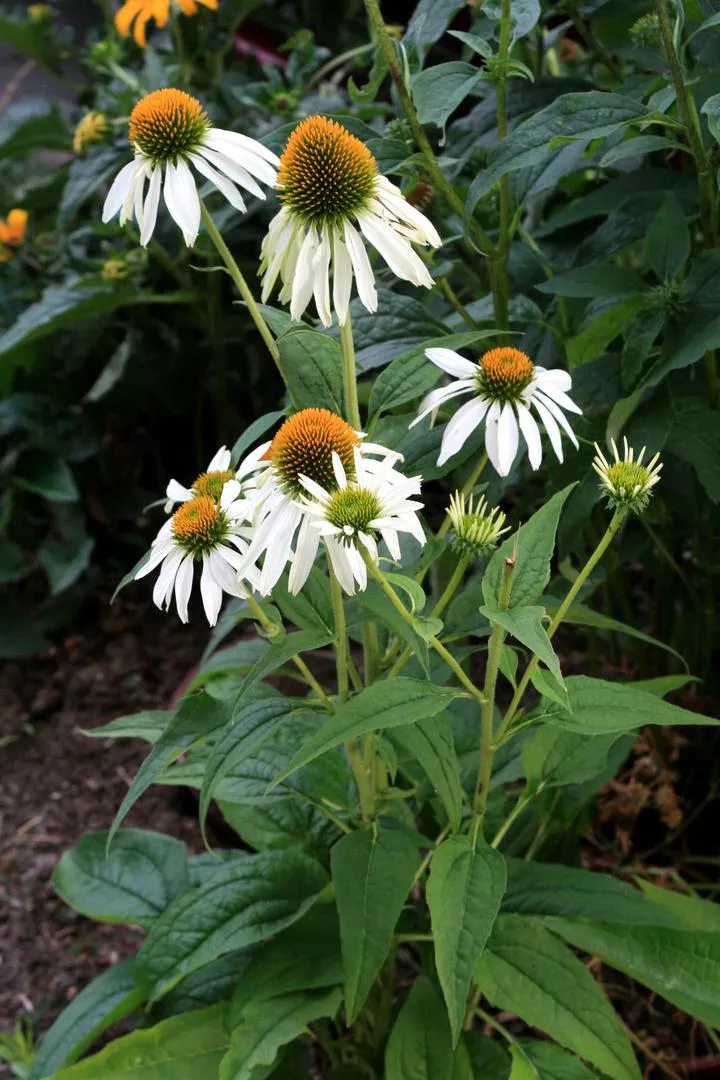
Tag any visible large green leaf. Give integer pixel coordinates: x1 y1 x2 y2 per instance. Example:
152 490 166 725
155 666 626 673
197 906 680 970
385 978 470 1080
391 713 464 831
220 987 342 1080
547 919 720 1026
108 691 233 846
475 916 640 1080
331 823 419 1022
135 850 329 999
483 486 575 610
154 952 256 1021
12 451 78 502
29 960 143 1079
53 829 188 926
231 629 334 699
637 880 720 932
277 328 344 415
412 62 482 132
567 296 647 368
521 726 621 791
501 859 681 926
541 600 687 669
480 604 563 684
518 1040 596 1080
535 675 720 734
272 678 458 785
644 194 690 281
535 265 646 299
427 837 507 1044
52 1004 230 1080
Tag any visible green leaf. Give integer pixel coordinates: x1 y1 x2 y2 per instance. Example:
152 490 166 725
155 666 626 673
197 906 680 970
199 692 302 842
390 713 464 831
535 675 720 734
645 250 720 384
229 906 343 1019
427 837 507 1044
664 397 720 504
108 691 233 846
412 62 482 132
38 536 94 594
12 450 78 502
447 30 493 58
483 485 575 610
547 919 720 1027
154 953 255 1020
567 296 647 368
332 824 419 1022
599 134 684 167
507 1045 538 1080
348 46 388 104
85 710 171 743
502 859 681 926
341 295 445 372
272 566 334 633
28 960 143 1079
475 916 640 1080
220 987 342 1080
637 880 720 932
277 328 344 415
59 147 125 225
272 679 458 785
484 0 540 39
230 628 334 701
384 572 427 613
480 604 563 684
518 1040 596 1080
0 17 62 74
522 726 621 791
0 540 28 584
385 978 460 1080
644 193 690 281
135 850 329 999
230 410 284 467
464 1032 511 1080
53 829 188 926
52 1004 230 1080
468 93 650 207
541 600 688 670
359 583 430 676
535 265 646 299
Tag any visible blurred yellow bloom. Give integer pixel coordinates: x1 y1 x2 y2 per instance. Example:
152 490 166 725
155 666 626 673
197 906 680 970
73 112 110 154
27 4 53 23
115 0 219 48
102 258 129 282
0 209 28 262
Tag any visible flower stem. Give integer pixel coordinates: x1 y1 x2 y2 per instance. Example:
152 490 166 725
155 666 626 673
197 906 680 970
490 789 534 849
363 554 485 705
498 508 628 739
361 0 494 258
434 554 471 620
339 310 362 430
199 201 285 378
472 557 515 833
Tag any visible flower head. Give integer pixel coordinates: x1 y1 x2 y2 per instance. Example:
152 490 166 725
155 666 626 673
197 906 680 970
260 115 441 327
102 88 279 247
74 112 109 154
164 444 263 513
233 408 406 595
116 0 218 48
0 209 28 263
412 346 582 476
135 479 259 625
298 447 425 595
447 491 509 558
593 438 662 513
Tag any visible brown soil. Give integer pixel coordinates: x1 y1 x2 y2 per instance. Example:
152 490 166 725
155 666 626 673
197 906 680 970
0 585 208 1071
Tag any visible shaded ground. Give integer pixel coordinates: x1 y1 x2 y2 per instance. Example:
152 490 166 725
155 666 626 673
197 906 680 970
0 585 207 1066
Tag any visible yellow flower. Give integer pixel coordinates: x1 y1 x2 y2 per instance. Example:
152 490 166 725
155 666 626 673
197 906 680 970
0 209 28 262
27 4 53 23
115 0 219 48
73 112 110 154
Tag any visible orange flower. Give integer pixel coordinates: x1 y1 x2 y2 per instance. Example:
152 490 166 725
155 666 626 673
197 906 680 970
115 0 219 48
0 209 28 263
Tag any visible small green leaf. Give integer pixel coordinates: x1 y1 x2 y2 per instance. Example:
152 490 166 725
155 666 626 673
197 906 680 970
332 824 419 1022
412 62 482 133
567 296 647 368
12 450 79 502
427 837 507 1044
230 409 284 466
38 536 95 594
480 603 563 684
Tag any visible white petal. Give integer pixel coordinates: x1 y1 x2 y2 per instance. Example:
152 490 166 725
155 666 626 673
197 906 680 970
438 396 489 466
136 539 174 580
140 164 162 246
425 348 477 379
220 479 242 507
533 390 580 448
196 143 266 199
516 401 543 470
357 212 434 288
189 152 247 213
102 160 139 223
200 556 223 625
535 367 572 393
164 159 200 246
205 127 281 168
484 401 504 475
531 396 564 462
331 452 347 488
497 402 520 476
373 176 442 246
533 373 582 415
151 548 182 606
312 227 332 327
174 554 195 622
208 446 231 471
325 538 355 596
259 501 302 594
290 227 319 322
410 380 475 427
288 516 319 595
333 229 353 325
344 222 377 313
165 479 193 505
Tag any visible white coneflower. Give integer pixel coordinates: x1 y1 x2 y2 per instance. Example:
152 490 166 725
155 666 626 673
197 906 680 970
135 481 259 625
446 491 509 558
593 438 662 513
259 115 441 327
163 444 266 513
234 407 405 595
102 88 279 246
296 447 425 595
411 346 582 476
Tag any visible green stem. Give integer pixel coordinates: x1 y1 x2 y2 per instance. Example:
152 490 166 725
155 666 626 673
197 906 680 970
199 201 285 377
361 0 494 258
362 622 380 685
439 277 480 329
364 555 485 705
339 310 362 429
472 557 515 832
308 42 375 89
655 0 718 243
498 508 628 739
244 593 334 711
490 789 534 848
434 554 471 620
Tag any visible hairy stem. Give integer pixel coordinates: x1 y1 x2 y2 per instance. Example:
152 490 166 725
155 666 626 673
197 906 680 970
339 310 362 430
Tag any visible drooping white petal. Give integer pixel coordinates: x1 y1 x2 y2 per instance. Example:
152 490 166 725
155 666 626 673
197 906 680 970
200 555 223 625
515 401 543 470
290 226 319 321
163 159 200 245
140 164 163 246
205 127 281 169
174 554 195 622
288 516 320 595
496 402 520 476
425 348 477 379
103 160 140 223
152 548 183 607
530 396 564 462
165 479 193 506
533 390 579 448
332 229 353 325
196 142 268 199
344 222 377 313
534 367 572 393
373 176 442 247
325 537 356 595
312 227 332 327
189 152 247 214
410 380 475 427
259 501 303 594
357 212 434 288
207 446 231 471
533 374 582 415
484 401 503 476
438 397 489 466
